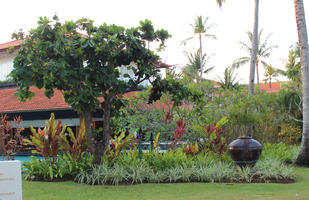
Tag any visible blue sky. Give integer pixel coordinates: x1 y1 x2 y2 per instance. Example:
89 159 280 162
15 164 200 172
1 0 308 83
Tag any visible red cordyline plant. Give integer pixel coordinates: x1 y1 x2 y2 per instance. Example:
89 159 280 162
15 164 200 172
165 111 173 124
23 113 65 162
203 117 228 155
171 118 186 149
0 114 24 160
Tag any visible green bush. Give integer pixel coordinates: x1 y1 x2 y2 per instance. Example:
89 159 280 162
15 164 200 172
260 143 299 163
23 153 93 181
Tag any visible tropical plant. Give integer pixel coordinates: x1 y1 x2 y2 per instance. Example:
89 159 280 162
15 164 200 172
232 29 278 91
262 62 280 93
23 153 93 181
182 49 213 82
182 16 216 82
260 143 299 164
279 44 301 88
171 118 187 149
182 141 199 156
23 113 65 162
201 117 228 155
216 0 225 7
153 133 160 151
294 0 309 166
216 66 240 90
59 119 87 160
0 114 24 160
104 131 134 163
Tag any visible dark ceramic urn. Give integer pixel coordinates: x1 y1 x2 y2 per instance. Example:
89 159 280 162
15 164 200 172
228 136 262 168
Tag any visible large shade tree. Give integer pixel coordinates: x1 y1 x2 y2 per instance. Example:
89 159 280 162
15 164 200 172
11 16 170 164
294 0 309 166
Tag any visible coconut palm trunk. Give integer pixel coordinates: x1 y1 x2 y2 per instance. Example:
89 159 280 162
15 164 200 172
294 0 309 166
256 60 260 90
199 33 203 82
249 0 259 94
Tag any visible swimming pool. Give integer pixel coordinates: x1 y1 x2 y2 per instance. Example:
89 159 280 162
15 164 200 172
0 156 42 162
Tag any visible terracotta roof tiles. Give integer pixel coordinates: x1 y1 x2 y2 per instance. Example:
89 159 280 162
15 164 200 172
0 40 24 52
0 87 70 113
256 82 281 93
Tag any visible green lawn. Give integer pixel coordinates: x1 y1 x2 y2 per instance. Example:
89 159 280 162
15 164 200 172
23 167 309 200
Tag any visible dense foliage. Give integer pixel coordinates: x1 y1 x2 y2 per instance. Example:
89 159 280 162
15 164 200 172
10 16 172 164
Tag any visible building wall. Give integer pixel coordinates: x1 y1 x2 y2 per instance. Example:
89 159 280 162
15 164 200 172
0 52 15 81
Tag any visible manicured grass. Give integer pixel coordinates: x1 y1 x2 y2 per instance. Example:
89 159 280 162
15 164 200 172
23 167 309 200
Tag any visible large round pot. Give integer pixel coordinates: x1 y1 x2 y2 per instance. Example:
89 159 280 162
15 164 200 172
228 136 262 168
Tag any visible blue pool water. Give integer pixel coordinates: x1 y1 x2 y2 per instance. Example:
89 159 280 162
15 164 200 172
0 156 42 162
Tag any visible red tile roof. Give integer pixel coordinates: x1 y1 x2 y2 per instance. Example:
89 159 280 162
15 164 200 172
0 40 24 52
154 62 173 69
0 87 177 113
0 87 70 113
256 82 281 93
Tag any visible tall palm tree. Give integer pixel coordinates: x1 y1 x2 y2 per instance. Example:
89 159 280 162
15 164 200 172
294 0 309 166
232 30 277 91
249 0 259 94
182 49 214 82
216 0 225 7
262 63 279 93
182 16 216 82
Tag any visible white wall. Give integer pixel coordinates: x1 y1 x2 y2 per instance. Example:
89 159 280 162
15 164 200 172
0 52 15 81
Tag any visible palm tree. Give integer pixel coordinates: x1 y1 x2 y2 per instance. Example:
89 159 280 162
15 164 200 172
294 0 309 166
216 0 225 7
285 44 301 88
217 67 240 90
182 16 216 82
262 63 279 93
249 0 259 94
182 49 214 82
232 30 277 91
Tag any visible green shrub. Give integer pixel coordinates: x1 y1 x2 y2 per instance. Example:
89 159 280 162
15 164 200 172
23 153 93 181
260 143 299 163
143 148 193 171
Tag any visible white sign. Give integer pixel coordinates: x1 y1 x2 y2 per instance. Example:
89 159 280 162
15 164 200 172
0 161 22 200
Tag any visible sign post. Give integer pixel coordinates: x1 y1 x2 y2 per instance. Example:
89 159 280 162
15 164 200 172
0 161 22 200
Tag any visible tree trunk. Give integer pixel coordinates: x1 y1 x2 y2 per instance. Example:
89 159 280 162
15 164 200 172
269 77 272 93
256 60 260 90
199 33 203 83
249 0 259 94
294 0 309 166
93 95 112 164
81 106 95 156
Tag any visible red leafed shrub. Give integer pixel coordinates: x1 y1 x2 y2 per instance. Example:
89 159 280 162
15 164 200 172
171 118 186 149
164 111 173 124
0 114 24 160
202 117 228 155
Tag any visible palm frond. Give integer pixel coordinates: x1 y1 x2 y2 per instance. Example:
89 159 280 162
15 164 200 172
232 57 250 68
